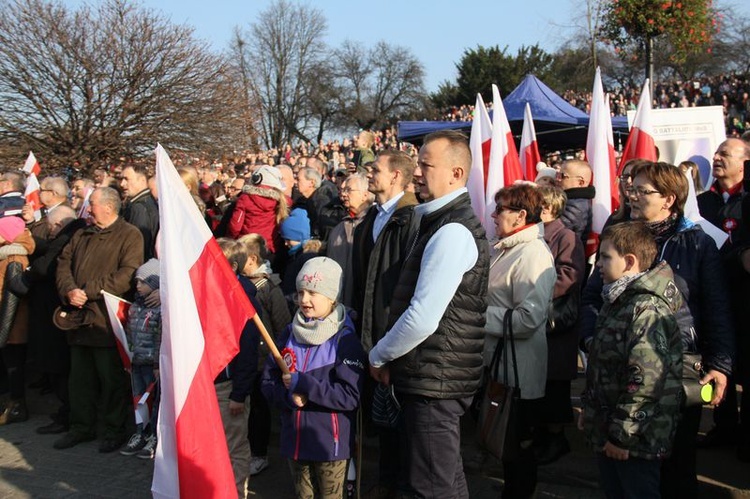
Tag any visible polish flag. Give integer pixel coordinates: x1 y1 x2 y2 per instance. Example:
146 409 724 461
22 152 41 176
467 93 493 229
586 67 619 239
24 174 42 222
619 79 657 172
152 145 256 499
487 84 523 239
102 290 133 371
519 103 541 181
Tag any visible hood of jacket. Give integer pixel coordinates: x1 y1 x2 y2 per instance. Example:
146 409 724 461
617 260 683 314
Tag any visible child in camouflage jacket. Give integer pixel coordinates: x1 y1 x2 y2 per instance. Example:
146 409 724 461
580 222 683 498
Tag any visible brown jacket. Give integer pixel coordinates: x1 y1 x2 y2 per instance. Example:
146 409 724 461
56 217 144 347
1 229 35 344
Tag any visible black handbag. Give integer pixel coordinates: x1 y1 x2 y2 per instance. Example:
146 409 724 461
682 352 711 407
476 309 521 461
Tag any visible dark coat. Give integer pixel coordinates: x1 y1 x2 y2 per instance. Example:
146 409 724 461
56 217 144 347
560 186 595 244
543 218 585 380
351 192 419 351
698 184 749 378
122 189 159 260
0 192 25 218
26 218 87 372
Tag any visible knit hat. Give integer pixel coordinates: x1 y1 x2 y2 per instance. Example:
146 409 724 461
0 216 25 243
251 166 284 191
135 258 160 290
534 162 557 183
296 257 342 302
280 208 311 242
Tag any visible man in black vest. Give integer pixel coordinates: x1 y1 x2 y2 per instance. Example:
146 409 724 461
369 131 489 498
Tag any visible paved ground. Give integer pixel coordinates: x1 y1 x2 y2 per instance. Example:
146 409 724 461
2 377 750 498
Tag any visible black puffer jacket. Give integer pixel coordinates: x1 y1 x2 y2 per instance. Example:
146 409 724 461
581 218 734 376
560 186 595 244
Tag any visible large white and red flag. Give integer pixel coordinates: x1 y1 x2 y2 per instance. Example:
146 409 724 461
152 144 256 499
486 84 523 239
24 174 42 222
102 290 133 371
468 93 493 228
22 152 40 176
619 79 657 172
519 103 541 181
586 67 619 241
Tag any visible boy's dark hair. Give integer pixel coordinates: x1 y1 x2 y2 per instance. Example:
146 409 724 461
217 237 247 274
600 221 658 270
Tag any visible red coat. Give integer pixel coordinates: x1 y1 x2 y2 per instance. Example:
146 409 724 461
228 186 286 254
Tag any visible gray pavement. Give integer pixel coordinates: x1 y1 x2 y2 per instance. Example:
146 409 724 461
2 379 750 498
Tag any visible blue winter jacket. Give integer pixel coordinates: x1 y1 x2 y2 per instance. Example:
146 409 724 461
261 312 365 462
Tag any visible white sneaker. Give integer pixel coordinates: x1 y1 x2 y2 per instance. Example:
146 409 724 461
249 456 269 476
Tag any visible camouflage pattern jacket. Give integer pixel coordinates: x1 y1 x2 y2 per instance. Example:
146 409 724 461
582 261 683 460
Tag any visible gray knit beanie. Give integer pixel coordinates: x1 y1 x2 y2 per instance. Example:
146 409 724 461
296 257 342 302
135 258 160 290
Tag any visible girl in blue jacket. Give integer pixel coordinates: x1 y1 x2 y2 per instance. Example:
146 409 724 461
262 257 365 499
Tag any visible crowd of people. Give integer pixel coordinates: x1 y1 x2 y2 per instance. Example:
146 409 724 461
0 127 748 499
438 72 750 139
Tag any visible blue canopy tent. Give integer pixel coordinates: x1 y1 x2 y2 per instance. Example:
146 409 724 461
398 74 630 150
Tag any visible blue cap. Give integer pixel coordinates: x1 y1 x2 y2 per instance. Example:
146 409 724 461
280 208 311 242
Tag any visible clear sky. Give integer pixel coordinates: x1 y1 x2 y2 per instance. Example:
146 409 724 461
65 0 748 92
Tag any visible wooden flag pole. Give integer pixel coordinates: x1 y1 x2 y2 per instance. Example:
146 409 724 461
252 314 290 375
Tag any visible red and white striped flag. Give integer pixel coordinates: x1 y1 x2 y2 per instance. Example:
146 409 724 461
468 93 493 228
102 290 133 371
586 67 619 240
519 103 541 181
487 84 523 239
24 174 42 222
23 152 41 176
619 79 657 172
152 144 256 499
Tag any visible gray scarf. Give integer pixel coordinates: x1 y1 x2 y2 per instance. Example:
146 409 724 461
292 303 346 345
601 271 646 304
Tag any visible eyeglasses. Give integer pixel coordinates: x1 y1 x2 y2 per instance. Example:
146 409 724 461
40 189 55 193
618 173 632 182
340 188 362 194
495 204 524 214
626 187 661 197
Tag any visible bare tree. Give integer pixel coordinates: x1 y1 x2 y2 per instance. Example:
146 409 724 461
333 40 427 129
0 0 245 171
234 0 328 149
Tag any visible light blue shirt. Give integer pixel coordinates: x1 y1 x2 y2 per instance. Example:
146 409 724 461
369 187 478 367
372 191 405 242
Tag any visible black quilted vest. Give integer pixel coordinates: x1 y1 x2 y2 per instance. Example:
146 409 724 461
387 192 489 399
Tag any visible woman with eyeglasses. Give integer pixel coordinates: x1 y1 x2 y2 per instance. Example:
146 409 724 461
485 183 556 498
580 161 734 499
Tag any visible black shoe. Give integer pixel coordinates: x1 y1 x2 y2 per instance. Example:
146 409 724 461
37 421 69 435
697 428 735 448
99 435 127 453
53 432 95 450
535 434 571 466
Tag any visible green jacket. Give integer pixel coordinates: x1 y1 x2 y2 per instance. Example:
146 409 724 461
582 261 683 459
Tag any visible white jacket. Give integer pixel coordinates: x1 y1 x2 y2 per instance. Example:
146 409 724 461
484 223 555 400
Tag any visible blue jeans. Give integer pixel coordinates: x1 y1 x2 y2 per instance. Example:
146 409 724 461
131 364 157 434
597 453 660 499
